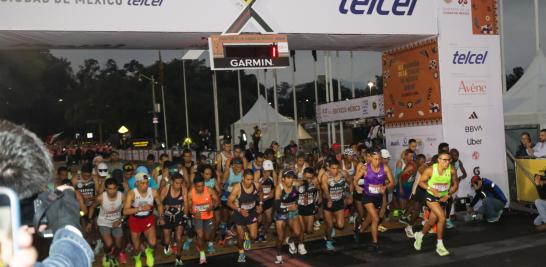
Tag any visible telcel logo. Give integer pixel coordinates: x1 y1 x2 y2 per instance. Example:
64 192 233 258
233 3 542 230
452 51 488 64
339 0 418 16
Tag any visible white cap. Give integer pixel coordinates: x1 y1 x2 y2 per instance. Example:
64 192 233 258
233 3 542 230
381 149 391 159
97 163 109 177
135 172 149 182
263 160 274 171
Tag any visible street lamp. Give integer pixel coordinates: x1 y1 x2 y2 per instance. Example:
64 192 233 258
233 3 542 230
138 74 160 146
367 80 376 95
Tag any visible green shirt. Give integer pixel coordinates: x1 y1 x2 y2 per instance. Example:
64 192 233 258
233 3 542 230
427 163 451 197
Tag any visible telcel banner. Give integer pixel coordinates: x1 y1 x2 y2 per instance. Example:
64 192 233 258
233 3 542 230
316 96 384 123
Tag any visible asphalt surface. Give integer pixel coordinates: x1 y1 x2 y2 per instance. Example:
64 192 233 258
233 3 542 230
158 211 546 267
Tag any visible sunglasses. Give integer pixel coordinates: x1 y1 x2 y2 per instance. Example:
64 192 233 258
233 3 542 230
98 169 108 172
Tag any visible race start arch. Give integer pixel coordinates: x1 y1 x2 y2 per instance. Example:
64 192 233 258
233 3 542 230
0 0 509 200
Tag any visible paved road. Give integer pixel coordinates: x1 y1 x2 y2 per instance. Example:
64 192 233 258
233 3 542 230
159 212 545 267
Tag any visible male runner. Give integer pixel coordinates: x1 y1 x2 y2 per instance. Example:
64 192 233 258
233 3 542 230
189 175 219 265
257 160 276 241
160 173 188 266
298 167 320 236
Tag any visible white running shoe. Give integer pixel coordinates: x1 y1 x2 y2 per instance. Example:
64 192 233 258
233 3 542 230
288 242 297 255
405 225 415 238
275 255 284 264
297 243 307 255
94 240 104 256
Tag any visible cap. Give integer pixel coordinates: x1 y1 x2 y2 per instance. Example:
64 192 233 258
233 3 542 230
283 170 297 178
381 149 391 159
471 175 481 185
263 160 274 171
344 148 354 156
232 157 243 165
97 163 108 177
123 163 134 172
135 172 150 182
135 166 149 175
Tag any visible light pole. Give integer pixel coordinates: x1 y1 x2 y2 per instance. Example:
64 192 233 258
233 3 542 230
138 74 159 146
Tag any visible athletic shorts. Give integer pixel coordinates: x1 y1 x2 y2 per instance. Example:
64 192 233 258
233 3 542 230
193 218 214 235
274 211 299 221
99 226 123 237
425 193 448 207
231 210 258 226
221 200 232 210
362 193 383 209
323 199 345 212
298 204 317 217
353 191 364 202
128 215 155 233
163 213 186 229
263 199 274 210
412 187 427 205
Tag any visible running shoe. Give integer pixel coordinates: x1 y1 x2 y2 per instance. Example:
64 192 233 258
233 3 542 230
175 258 184 266
102 255 111 267
275 255 284 264
487 209 504 223
446 219 455 229
413 232 423 251
325 240 335 251
237 253 246 263
369 243 382 254
94 240 104 256
353 230 361 243
405 225 415 238
258 233 266 242
111 257 119 267
288 241 297 255
331 228 336 238
313 221 321 231
199 257 207 265
399 216 411 226
182 239 192 251
244 232 252 250
298 243 307 255
207 242 216 254
118 252 127 264
164 246 172 256
436 243 450 256
133 253 142 267
378 224 388 232
145 247 155 267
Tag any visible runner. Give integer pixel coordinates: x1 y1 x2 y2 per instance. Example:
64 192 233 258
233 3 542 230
298 167 320 236
257 159 276 242
220 157 244 243
216 141 233 174
93 178 125 267
189 175 220 265
274 170 306 264
320 159 350 251
247 152 265 173
295 152 309 180
227 169 262 263
159 173 188 266
73 163 99 243
123 172 164 267
399 154 427 238
413 151 458 256
355 149 395 253
450 148 468 228
398 149 417 210
200 164 221 253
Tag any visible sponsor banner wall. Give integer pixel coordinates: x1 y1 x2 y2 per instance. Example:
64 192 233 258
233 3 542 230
385 124 444 170
437 0 509 201
0 0 437 35
316 95 384 123
383 39 442 128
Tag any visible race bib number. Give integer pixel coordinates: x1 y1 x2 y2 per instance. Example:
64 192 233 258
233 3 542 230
432 183 449 192
280 201 294 209
263 186 271 194
240 202 256 210
227 186 233 193
196 204 209 212
330 189 343 201
369 184 381 194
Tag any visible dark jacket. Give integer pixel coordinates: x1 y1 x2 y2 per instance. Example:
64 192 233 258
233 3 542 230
470 178 508 207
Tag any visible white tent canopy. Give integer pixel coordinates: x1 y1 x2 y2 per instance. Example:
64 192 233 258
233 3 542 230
503 50 546 128
232 96 312 150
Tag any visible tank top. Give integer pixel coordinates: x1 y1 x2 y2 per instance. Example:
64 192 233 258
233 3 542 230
364 163 386 196
251 161 264 175
132 187 154 217
238 183 259 211
220 151 233 171
222 168 243 201
163 186 184 216
204 177 216 191
427 164 452 197
97 191 122 227
342 160 355 176
296 163 307 180
75 178 96 206
327 173 346 201
191 187 213 220
260 176 275 201
279 183 299 213
298 180 318 206
394 160 406 184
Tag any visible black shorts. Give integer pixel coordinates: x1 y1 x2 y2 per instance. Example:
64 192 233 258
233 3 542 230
323 199 345 212
231 210 258 226
163 213 186 229
362 193 383 209
263 199 274 210
425 193 448 207
298 204 317 216
221 200 232 210
412 187 427 205
353 191 364 202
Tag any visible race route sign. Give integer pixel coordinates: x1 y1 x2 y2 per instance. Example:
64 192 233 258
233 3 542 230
315 95 384 124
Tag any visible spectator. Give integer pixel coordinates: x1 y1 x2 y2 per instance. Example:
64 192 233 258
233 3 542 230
468 176 507 223
516 132 534 158
109 151 123 171
531 129 546 158
533 173 546 231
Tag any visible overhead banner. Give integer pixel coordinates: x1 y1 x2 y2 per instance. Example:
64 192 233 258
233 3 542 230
0 0 437 35
437 0 509 202
316 95 384 124
383 39 442 128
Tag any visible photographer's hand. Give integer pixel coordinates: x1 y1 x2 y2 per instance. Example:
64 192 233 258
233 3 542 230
8 226 38 267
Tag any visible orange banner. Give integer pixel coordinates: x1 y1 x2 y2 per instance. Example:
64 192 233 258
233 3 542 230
472 0 498 35
382 39 442 128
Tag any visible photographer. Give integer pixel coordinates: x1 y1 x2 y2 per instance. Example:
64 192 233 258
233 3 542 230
0 120 94 267
468 176 507 223
533 173 546 231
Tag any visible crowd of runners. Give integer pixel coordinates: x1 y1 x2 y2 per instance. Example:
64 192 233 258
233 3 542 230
55 139 479 266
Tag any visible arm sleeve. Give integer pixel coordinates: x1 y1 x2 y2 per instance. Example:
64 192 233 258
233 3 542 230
470 190 481 207
492 183 508 204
